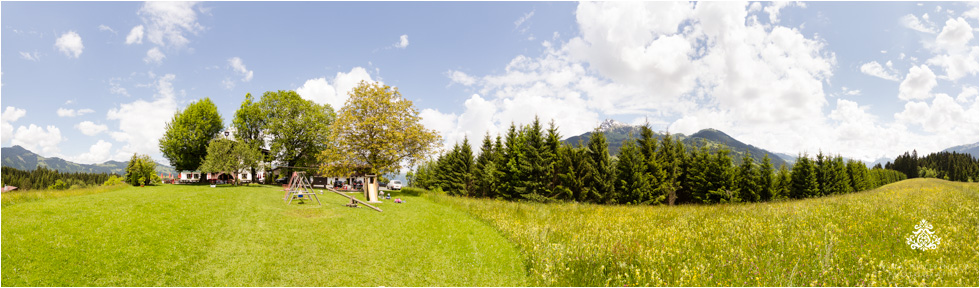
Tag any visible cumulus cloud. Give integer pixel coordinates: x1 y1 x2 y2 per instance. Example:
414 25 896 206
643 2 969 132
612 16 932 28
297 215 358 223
55 31 84 58
19 51 40 61
296 67 374 110
126 25 145 44
144 47 166 64
11 124 63 155
395 35 409 49
447 70 476 86
860 61 900 81
107 74 179 161
67 140 113 164
2 106 27 144
138 1 203 49
898 64 938 101
56 108 95 117
75 121 108 136
228 57 254 81
895 93 977 137
927 17 978 81
900 13 936 33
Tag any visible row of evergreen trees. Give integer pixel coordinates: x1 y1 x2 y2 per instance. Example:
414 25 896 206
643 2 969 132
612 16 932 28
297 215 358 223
410 117 908 205
885 150 978 182
1 166 116 190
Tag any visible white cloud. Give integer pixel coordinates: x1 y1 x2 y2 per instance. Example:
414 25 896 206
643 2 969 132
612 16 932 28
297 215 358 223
901 13 936 33
138 1 203 49
75 121 108 136
11 124 63 155
98 24 116 34
19 51 40 61
67 140 113 164
964 2 979 19
926 17 978 81
56 108 95 117
106 74 179 161
222 78 235 90
895 93 977 138
1 106 27 144
764 1 800 24
447 70 476 86
296 67 374 109
228 57 254 81
898 64 938 101
144 47 166 64
956 85 979 103
55 31 84 58
860 61 900 81
395 35 409 49
126 25 145 44
109 78 129 96
841 86 861 96
515 10 535 28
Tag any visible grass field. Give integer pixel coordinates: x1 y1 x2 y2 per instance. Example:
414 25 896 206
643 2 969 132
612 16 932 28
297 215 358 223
2 179 976 286
1 184 526 286
428 178 979 286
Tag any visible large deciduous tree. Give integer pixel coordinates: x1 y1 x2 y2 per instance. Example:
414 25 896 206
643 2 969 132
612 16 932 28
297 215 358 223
159 98 224 172
232 93 266 181
199 137 262 185
260 90 335 172
318 81 441 178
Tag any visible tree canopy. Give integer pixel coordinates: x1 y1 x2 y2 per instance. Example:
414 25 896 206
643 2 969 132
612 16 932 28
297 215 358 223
318 81 441 177
199 137 262 185
159 98 224 172
258 90 335 170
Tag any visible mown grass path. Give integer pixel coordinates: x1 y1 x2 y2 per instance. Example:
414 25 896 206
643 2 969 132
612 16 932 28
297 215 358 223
429 178 979 286
2 184 527 286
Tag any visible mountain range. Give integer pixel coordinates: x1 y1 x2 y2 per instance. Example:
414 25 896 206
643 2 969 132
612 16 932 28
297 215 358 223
562 120 791 168
942 142 979 159
1 145 176 175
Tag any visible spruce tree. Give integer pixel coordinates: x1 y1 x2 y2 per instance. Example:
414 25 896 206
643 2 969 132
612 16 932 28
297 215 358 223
474 133 497 198
686 145 712 203
585 128 615 203
617 133 657 204
706 148 738 203
544 120 563 198
775 164 792 199
658 131 685 205
736 152 760 202
791 153 820 198
759 154 775 201
500 123 527 200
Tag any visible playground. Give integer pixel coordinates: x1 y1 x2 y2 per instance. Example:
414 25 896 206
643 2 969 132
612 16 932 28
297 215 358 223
0 184 527 286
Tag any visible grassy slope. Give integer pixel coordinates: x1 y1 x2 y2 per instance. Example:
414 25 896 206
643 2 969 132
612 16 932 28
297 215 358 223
428 178 979 286
1 184 526 286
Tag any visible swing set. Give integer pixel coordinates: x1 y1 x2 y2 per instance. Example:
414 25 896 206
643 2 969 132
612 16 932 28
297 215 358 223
283 171 382 212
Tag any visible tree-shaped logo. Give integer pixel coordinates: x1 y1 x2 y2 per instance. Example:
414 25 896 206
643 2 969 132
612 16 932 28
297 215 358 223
906 219 941 251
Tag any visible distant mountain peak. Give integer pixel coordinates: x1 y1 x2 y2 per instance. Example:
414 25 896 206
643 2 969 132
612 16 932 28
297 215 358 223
2 145 175 175
598 119 628 132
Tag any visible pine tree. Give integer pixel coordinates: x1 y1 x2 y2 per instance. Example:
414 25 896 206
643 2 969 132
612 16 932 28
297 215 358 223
736 152 760 202
706 148 738 203
846 159 870 192
791 153 819 198
617 133 657 204
500 123 527 200
686 145 712 203
775 164 792 199
815 151 828 196
638 125 666 203
758 154 775 201
544 120 563 198
474 133 497 198
584 128 615 204
521 117 550 201
658 131 685 205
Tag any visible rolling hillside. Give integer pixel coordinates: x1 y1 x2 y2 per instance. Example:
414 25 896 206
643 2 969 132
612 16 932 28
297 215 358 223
563 120 789 168
1 145 175 175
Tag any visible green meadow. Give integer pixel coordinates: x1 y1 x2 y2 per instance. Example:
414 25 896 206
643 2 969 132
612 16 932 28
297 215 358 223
1 184 526 286
2 178 977 286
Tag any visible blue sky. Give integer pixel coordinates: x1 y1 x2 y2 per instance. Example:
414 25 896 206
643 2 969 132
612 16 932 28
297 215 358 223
2 1 978 165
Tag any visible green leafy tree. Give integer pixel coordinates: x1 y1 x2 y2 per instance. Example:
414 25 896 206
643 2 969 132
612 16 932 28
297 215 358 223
232 92 267 182
125 153 160 186
159 98 224 172
199 138 263 185
319 82 441 179
260 90 334 173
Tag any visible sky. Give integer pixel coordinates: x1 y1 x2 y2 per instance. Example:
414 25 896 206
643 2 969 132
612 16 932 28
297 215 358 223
2 1 978 166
